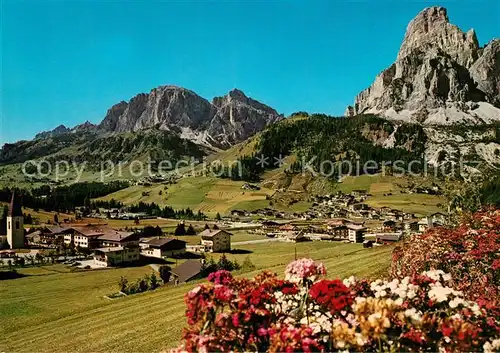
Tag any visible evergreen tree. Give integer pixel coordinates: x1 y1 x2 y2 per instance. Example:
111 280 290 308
174 223 186 236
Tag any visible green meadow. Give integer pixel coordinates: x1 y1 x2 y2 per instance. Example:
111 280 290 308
0 240 393 353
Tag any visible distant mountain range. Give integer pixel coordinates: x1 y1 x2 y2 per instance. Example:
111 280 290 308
2 6 499 174
33 87 283 149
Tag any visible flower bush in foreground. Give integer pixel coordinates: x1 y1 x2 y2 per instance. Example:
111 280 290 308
392 209 500 302
174 259 500 352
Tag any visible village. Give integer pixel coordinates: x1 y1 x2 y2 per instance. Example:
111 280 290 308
0 189 448 285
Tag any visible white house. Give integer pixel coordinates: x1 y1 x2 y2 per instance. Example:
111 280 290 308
140 238 187 259
199 229 232 252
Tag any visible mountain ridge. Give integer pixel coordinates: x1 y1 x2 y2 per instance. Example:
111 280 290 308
32 86 283 150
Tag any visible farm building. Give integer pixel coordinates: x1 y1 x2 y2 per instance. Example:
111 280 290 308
375 233 402 243
93 246 140 267
383 220 398 232
140 238 187 259
170 260 204 284
404 221 420 233
199 229 232 252
98 232 139 248
286 232 309 242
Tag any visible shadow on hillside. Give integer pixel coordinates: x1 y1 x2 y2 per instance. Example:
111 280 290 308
174 252 203 259
227 249 253 254
0 270 28 280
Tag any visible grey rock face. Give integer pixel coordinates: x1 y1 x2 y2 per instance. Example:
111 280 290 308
470 39 500 107
98 86 282 148
346 6 500 125
208 89 282 147
34 125 70 140
397 7 479 68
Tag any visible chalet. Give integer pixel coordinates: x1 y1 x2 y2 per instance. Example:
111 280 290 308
231 210 246 217
170 260 204 284
375 233 402 243
98 232 139 248
430 212 447 225
347 224 366 243
327 218 350 228
286 232 308 242
351 203 369 211
404 221 420 233
336 209 348 217
261 220 281 230
418 218 430 232
329 225 348 239
25 230 42 246
64 226 106 249
379 207 393 215
199 229 232 252
93 246 140 267
279 224 297 232
383 220 398 232
141 238 187 258
36 225 72 246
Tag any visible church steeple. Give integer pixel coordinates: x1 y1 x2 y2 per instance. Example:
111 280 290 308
7 191 24 249
8 191 23 217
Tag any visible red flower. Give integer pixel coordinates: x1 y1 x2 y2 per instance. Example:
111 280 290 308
441 323 454 337
208 270 233 285
232 313 240 327
309 279 353 314
492 259 500 271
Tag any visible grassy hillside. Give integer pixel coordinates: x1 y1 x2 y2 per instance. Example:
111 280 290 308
96 177 275 215
0 241 393 353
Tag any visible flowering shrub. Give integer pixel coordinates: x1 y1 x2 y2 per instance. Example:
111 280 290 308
174 259 500 352
392 209 500 302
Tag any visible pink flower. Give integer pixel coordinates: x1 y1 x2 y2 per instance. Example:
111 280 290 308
285 258 326 281
257 327 268 336
232 313 240 327
208 270 233 285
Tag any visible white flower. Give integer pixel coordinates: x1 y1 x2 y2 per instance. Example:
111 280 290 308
484 339 500 353
428 285 453 303
343 275 356 287
471 303 482 316
368 312 382 325
355 333 367 346
404 308 422 322
355 297 366 304
449 297 464 309
442 273 451 282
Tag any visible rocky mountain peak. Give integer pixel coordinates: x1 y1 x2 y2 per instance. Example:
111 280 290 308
345 6 500 125
34 124 70 140
228 88 247 99
398 6 479 68
95 85 281 148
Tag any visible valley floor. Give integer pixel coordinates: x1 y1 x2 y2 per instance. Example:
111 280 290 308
0 239 393 353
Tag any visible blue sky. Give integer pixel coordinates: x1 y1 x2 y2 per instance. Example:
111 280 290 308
1 0 498 144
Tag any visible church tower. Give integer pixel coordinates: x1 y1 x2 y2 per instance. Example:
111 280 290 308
7 191 24 249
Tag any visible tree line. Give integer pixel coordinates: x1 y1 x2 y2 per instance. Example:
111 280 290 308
128 201 206 220
0 181 129 213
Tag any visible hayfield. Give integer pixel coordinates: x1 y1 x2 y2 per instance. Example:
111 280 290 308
0 241 393 353
365 193 445 216
97 177 273 216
